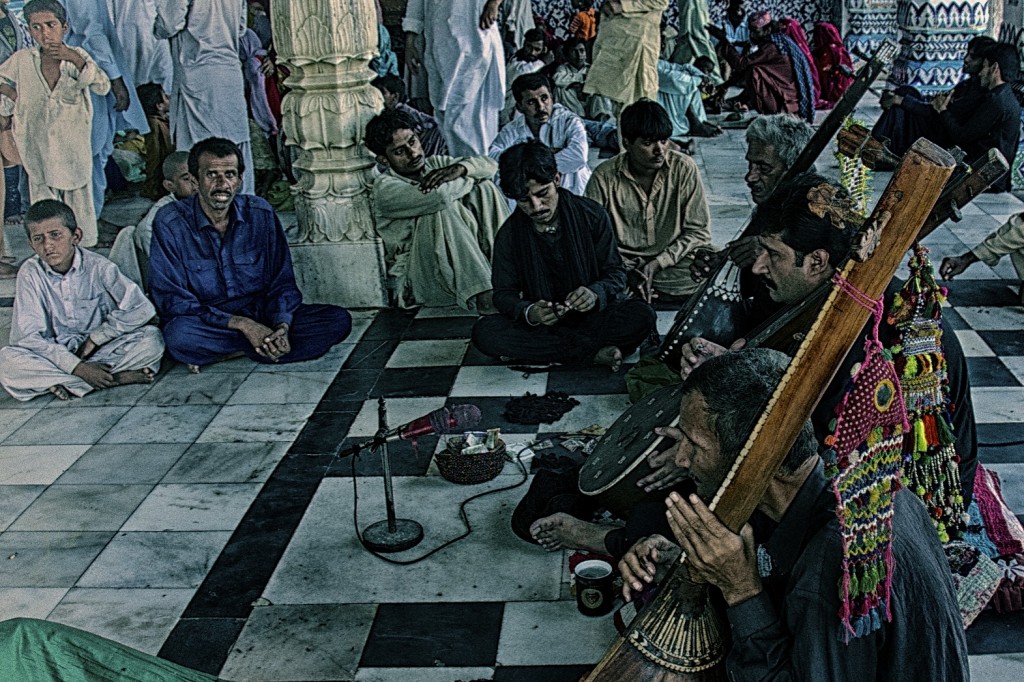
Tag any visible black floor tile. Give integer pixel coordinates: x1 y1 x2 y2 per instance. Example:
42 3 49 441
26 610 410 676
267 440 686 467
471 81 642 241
967 357 1023 387
182 454 333 619
942 307 970 331
944 280 1018 307
0 297 12 307
546 364 633 395
342 338 401 370
327 435 439 476
977 423 1024 465
360 602 504 667
320 368 381 406
977 331 1024 356
289 411 361 455
493 665 595 681
361 308 415 340
966 609 1024 654
158 617 246 675
403 316 478 339
371 366 460 398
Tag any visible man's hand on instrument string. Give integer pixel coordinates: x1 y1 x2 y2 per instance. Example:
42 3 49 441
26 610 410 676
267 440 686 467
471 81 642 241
679 337 746 380
419 164 467 192
619 534 681 602
665 492 763 607
565 286 597 312
939 252 978 280
726 235 763 270
637 425 690 492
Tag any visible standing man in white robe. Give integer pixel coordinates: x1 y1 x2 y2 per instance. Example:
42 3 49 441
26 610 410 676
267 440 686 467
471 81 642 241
109 0 173 92
403 0 506 156
60 0 150 222
153 0 254 194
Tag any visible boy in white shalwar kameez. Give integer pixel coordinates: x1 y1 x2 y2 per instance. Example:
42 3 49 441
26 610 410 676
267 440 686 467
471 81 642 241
0 200 163 401
0 0 109 247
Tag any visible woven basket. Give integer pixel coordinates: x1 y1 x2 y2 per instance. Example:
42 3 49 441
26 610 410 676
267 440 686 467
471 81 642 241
436 437 507 484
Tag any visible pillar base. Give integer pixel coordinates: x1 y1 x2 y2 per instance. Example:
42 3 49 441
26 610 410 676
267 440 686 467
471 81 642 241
290 240 388 309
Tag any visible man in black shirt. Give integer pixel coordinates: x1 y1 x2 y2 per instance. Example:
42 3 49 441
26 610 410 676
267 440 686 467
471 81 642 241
471 140 656 370
933 41 1021 192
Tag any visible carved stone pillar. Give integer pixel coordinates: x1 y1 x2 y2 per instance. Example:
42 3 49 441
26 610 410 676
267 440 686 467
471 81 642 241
271 0 388 308
889 0 990 94
845 0 900 57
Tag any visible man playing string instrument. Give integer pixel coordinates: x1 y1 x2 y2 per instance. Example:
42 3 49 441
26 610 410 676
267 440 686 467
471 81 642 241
619 348 968 681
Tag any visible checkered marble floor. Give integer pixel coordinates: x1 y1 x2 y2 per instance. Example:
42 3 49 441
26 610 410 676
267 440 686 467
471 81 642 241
2 101 1024 679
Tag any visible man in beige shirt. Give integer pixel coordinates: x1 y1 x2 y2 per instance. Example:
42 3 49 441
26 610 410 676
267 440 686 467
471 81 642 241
585 99 711 301
940 212 1024 303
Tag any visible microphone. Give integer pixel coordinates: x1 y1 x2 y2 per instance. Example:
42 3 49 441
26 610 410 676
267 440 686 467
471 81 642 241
384 404 482 441
337 405 483 457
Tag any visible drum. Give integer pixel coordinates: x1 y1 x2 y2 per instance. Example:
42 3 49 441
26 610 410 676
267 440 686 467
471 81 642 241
578 383 687 517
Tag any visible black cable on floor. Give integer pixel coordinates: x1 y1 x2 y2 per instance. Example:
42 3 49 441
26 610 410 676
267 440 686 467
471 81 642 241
979 440 1024 447
350 440 530 565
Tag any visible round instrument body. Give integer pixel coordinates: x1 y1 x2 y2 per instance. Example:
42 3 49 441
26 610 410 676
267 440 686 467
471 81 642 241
579 383 687 516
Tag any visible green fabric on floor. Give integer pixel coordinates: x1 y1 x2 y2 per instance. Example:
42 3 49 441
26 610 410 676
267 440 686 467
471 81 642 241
624 354 682 403
0 618 217 682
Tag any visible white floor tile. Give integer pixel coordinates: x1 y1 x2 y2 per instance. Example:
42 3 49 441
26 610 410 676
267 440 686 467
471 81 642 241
196 403 316 442
0 588 68 620
77 531 232 588
8 484 153 531
955 306 1024 331
386 339 469 368
971 388 1024 423
122 483 262 531
99 405 221 444
450 366 548 398
496 600 619 666
355 668 495 682
347 397 447 437
954 330 995 357
0 445 91 484
543 394 633 434
263 477 562 605
227 371 334 405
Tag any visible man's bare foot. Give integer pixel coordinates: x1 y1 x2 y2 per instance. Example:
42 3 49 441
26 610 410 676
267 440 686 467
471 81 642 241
48 385 72 400
113 367 156 386
188 364 201 374
189 350 246 374
691 121 723 137
594 345 622 372
0 261 16 278
529 512 618 552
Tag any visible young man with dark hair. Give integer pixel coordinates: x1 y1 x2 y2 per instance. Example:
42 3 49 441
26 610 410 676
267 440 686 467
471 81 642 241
366 109 508 312
489 73 591 195
149 137 351 370
932 40 1020 192
585 99 712 301
0 199 164 400
370 74 448 157
472 140 656 370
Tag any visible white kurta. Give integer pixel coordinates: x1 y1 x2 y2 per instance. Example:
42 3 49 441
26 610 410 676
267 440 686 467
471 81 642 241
0 47 110 247
403 0 505 156
0 248 164 400
108 193 176 291
153 0 254 193
109 0 173 91
372 155 510 310
489 104 591 195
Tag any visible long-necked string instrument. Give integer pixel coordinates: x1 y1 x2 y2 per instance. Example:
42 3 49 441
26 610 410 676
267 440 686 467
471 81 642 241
583 138 956 681
658 40 898 367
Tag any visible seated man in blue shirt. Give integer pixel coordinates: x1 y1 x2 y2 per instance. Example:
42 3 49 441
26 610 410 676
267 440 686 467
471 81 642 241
149 137 351 369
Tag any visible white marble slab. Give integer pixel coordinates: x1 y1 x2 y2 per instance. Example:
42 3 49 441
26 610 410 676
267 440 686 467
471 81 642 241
251 342 356 373
5 406 130 445
0 485 44 531
220 604 377 682
355 668 495 682
263 477 562 604
162 442 289 484
0 588 68 620
76 531 232 588
450 365 548 398
0 444 91 484
496 600 619 666
227 371 334 405
998 357 1024 386
969 653 1024 680
122 482 262 531
47 587 195 655
955 306 1024 331
137 371 248 406
0 531 113 587
542 394 633 434
8 484 153 531
196 403 316 442
0 406 39 441
970 388 1024 423
56 443 188 484
99 405 221 443
386 339 470 368
953 330 995 357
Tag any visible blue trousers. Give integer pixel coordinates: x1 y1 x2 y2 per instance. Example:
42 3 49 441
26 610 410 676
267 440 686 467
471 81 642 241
162 303 351 366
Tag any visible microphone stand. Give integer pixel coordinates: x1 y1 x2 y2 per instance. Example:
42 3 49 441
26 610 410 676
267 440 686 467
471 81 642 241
361 397 424 553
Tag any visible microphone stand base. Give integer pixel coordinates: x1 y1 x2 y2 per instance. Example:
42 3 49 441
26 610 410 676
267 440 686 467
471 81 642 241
362 518 424 553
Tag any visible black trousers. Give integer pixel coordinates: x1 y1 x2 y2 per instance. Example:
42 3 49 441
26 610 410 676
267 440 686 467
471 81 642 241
472 299 656 365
